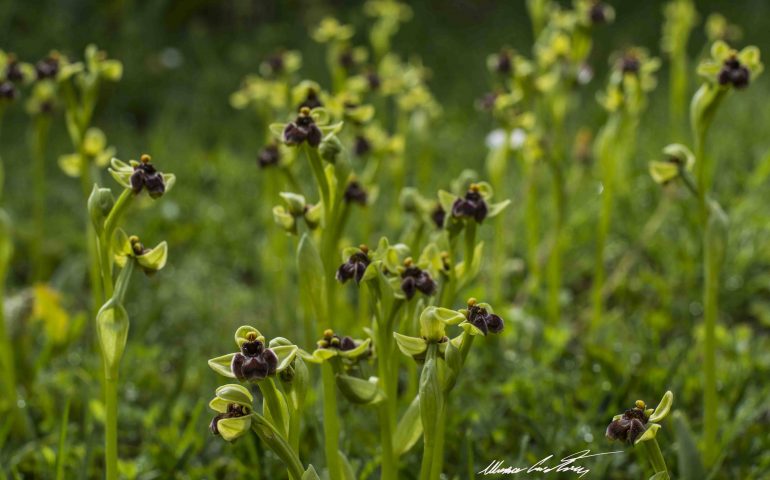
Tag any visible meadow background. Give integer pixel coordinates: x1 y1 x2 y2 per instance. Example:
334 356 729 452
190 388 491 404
1 0 770 478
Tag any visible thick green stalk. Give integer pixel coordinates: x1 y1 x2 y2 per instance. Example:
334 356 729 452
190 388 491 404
640 438 670 479
250 421 304 480
376 300 403 479
321 361 342 480
670 54 688 139
30 115 51 281
419 344 442 480
488 130 511 304
102 258 134 480
591 114 621 329
99 189 135 299
259 378 288 438
523 160 540 292
693 95 721 466
104 376 119 480
304 146 330 220
546 160 566 324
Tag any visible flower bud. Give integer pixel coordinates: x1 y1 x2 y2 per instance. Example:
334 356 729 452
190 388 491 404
35 55 60 80
319 134 342 162
5 58 24 83
343 180 367 205
257 144 281 168
0 81 17 101
431 204 446 228
354 135 371 156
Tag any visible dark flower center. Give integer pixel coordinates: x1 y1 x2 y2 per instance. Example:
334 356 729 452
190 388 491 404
718 55 750 89
336 249 371 285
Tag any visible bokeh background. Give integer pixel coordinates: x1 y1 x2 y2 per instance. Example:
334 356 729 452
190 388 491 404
1 0 769 478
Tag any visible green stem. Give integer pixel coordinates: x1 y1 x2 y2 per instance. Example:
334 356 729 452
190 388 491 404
321 361 342 480
105 376 119 480
376 304 401 480
694 106 719 467
546 160 565 324
304 145 330 221
640 438 670 479
418 343 443 480
463 220 477 281
99 189 135 299
523 159 540 292
259 378 288 438
30 115 51 281
102 259 134 480
250 420 304 480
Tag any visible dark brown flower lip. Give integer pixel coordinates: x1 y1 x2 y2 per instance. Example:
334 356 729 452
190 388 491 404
605 403 650 444
257 144 281 168
283 108 323 147
336 248 371 285
718 55 750 88
210 403 250 436
344 181 368 205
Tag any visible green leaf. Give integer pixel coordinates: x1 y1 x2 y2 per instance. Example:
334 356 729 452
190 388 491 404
297 234 326 320
338 450 356 480
302 465 321 480
393 395 423 456
443 339 461 392
336 374 383 405
207 353 236 378
96 301 130 379
672 411 706 480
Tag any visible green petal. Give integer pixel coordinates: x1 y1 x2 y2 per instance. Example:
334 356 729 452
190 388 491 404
234 326 263 348
208 353 237 378
649 161 679 184
136 241 168 272
217 415 252 442
58 153 83 178
711 40 731 61
338 338 372 359
486 199 511 219
393 332 427 357
634 423 661 444
215 383 254 407
459 321 486 336
649 391 673 423
271 345 298 372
